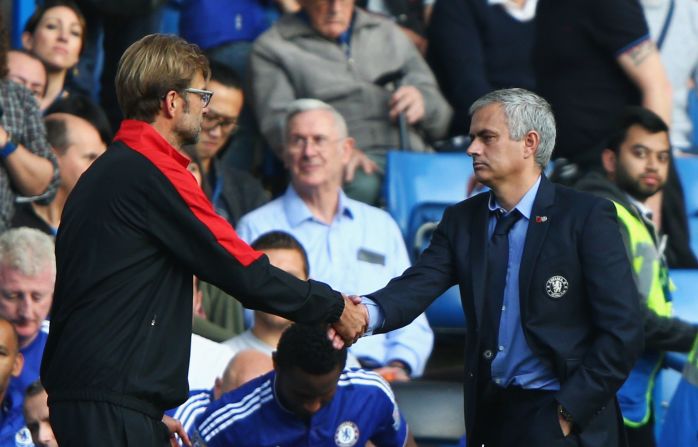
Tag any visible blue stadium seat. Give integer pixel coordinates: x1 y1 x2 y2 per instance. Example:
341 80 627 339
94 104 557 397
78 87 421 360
11 0 35 48
384 151 472 239
675 157 698 215
384 152 473 331
674 157 698 257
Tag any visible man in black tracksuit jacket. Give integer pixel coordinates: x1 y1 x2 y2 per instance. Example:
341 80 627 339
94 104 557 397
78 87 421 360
40 34 367 446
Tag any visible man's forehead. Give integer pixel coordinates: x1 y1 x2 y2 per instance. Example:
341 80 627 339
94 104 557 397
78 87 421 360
289 110 335 133
623 126 670 150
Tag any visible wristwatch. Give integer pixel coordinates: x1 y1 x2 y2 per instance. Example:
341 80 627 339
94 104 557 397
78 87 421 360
558 404 574 423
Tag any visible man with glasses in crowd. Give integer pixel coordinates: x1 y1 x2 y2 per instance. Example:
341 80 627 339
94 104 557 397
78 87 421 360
186 60 268 227
40 34 368 447
237 99 433 382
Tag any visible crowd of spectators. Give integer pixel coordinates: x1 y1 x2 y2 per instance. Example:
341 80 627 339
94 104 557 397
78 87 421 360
0 0 697 445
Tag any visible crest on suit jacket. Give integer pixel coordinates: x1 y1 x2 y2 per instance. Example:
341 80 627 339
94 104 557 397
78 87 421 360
546 275 569 299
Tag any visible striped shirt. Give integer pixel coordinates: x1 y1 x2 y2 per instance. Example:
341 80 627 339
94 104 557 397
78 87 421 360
167 389 212 435
193 369 408 447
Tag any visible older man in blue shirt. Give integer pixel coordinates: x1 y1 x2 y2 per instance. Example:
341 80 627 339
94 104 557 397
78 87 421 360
236 99 433 380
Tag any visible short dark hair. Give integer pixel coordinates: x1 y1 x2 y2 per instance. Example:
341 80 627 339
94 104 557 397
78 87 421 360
275 324 347 375
606 106 669 154
251 231 310 278
46 94 113 144
208 60 242 91
25 380 45 399
44 118 69 154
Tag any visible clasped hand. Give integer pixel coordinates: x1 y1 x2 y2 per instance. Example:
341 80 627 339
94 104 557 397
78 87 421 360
327 295 369 349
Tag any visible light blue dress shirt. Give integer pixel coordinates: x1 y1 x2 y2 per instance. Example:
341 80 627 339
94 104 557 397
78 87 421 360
487 176 559 390
236 185 434 376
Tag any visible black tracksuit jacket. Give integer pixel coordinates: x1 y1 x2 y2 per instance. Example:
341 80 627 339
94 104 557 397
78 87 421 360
40 120 344 415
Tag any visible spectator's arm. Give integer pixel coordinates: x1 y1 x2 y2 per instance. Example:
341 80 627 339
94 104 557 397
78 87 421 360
0 127 55 196
617 39 672 126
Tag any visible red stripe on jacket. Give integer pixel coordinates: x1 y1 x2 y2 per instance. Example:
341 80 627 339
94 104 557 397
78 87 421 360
114 119 262 267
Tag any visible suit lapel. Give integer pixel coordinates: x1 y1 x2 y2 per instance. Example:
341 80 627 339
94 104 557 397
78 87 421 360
519 175 556 306
470 194 490 328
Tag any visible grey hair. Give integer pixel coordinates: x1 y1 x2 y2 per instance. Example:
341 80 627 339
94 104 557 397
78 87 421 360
0 228 55 277
283 98 348 142
469 88 556 169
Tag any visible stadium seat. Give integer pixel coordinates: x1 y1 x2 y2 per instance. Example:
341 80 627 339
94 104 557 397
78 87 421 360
11 0 35 48
674 157 698 257
391 381 465 446
384 152 473 331
384 151 472 240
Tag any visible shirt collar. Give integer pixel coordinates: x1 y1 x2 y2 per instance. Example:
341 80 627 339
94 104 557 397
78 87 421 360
296 10 356 44
114 120 190 168
487 0 538 22
282 185 354 227
626 194 653 221
488 175 542 220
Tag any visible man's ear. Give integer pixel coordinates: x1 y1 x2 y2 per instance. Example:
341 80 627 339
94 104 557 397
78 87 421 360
21 32 33 51
522 130 540 160
162 91 178 119
601 149 617 177
341 137 355 164
12 352 24 378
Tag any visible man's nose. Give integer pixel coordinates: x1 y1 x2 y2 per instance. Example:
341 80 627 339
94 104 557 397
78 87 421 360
466 140 480 156
18 295 32 318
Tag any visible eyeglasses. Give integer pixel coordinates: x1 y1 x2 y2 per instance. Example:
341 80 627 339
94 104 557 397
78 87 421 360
183 88 213 107
202 112 238 133
287 135 344 152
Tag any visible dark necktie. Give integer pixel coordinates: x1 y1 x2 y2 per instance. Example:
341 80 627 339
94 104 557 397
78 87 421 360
480 209 522 381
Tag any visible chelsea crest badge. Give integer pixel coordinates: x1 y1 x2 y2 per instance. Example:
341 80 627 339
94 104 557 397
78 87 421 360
335 421 360 447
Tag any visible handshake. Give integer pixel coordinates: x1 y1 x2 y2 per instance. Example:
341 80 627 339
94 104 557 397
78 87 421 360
327 295 370 349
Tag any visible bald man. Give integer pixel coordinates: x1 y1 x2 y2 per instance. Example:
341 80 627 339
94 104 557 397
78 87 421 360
216 349 273 393
11 113 106 235
6 50 47 106
167 350 273 438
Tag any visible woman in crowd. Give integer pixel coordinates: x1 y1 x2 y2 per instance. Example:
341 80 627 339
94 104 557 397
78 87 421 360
22 0 86 111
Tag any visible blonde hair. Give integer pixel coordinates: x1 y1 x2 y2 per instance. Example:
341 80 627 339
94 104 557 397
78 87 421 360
115 34 210 122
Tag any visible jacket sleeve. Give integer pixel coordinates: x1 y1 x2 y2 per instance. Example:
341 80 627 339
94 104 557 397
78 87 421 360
643 308 698 352
145 160 344 324
555 199 644 430
368 205 458 332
